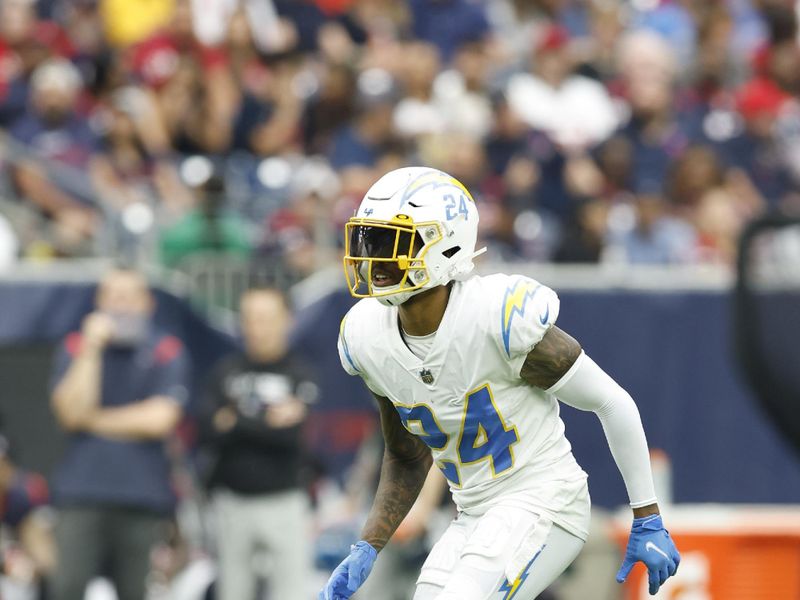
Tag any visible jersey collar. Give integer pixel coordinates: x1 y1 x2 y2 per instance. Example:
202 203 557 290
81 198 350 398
386 281 463 384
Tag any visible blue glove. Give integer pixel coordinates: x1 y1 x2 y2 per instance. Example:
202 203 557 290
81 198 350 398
616 514 680 596
319 540 378 600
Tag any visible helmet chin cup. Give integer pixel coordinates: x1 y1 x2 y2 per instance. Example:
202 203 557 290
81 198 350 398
377 291 415 306
374 270 430 306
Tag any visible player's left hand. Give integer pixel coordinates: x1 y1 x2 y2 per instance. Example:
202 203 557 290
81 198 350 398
616 514 680 595
319 540 377 600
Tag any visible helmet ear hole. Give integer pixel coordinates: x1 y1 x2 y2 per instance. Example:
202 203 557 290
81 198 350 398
442 246 461 259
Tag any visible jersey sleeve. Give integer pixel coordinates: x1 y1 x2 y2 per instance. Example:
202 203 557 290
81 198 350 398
337 315 361 376
496 276 560 358
338 313 386 397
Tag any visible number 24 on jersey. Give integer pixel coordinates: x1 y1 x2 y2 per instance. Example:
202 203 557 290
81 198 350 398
394 384 519 487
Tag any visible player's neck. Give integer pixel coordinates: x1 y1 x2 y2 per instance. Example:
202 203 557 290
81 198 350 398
397 284 452 336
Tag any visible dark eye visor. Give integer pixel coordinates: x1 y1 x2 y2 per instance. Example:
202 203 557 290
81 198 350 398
349 225 421 259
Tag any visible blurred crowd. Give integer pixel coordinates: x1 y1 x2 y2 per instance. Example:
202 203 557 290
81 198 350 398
0 0 799 273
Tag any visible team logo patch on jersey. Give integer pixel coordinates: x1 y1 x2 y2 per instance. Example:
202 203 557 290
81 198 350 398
501 279 543 356
419 368 435 384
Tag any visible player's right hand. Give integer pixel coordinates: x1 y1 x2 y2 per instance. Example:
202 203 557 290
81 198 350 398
319 540 377 600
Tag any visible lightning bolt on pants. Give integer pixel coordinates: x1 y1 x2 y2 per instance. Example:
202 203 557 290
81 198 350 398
412 507 584 600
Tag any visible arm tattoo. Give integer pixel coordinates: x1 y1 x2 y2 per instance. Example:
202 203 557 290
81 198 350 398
361 395 432 552
520 326 582 389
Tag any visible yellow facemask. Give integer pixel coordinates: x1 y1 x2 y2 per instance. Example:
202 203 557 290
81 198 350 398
343 214 443 300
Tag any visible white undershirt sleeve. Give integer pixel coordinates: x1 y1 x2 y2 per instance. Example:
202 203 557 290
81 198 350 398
547 351 658 508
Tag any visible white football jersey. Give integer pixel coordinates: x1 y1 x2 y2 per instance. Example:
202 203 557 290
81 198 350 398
338 273 590 540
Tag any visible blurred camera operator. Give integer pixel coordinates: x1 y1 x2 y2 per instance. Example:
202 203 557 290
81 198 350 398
48 267 190 600
199 287 316 600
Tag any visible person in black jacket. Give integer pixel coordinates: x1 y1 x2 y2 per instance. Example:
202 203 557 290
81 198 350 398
199 287 317 600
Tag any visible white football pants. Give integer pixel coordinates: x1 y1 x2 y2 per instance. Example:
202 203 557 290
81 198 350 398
412 506 584 600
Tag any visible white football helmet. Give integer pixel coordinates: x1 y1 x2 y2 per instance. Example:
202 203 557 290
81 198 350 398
343 166 485 306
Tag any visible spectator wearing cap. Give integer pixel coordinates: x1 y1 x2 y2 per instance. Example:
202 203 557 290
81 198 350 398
198 287 316 600
49 267 190 600
9 58 103 255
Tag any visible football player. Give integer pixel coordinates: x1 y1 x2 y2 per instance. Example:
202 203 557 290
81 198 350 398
320 167 680 600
